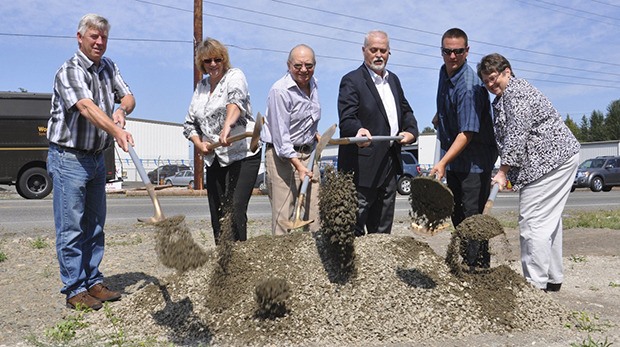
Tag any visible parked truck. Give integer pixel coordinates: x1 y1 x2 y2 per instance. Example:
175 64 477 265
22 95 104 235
0 92 116 199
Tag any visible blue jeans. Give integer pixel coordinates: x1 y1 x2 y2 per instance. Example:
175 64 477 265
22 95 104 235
47 143 107 298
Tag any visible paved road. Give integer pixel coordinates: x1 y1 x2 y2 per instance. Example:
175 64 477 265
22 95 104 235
0 187 619 234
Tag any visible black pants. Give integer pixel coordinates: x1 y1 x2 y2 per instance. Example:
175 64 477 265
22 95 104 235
447 170 492 268
355 157 398 236
206 152 261 244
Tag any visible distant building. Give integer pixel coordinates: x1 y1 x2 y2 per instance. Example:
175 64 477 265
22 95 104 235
118 118 191 181
578 140 620 162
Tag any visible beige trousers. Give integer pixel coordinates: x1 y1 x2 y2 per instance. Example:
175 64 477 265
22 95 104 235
265 147 320 235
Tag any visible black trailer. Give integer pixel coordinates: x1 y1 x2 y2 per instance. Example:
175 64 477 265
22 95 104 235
0 92 116 199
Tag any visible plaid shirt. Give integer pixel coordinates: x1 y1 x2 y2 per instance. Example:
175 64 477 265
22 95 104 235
47 50 132 152
436 62 497 173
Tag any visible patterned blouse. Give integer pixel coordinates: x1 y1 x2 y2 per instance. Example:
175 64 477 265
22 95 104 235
183 68 258 167
492 77 580 190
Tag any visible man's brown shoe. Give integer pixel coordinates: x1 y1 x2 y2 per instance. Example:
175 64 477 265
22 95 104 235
88 283 121 302
66 291 103 310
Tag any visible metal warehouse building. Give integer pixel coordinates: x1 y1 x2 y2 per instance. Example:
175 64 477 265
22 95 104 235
117 120 620 182
118 118 191 182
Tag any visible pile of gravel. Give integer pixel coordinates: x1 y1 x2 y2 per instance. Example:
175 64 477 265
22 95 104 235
78 232 569 346
74 170 570 346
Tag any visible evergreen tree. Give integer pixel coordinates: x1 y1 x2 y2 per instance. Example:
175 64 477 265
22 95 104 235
589 110 606 141
564 115 581 141
579 115 590 142
421 126 436 134
604 99 620 140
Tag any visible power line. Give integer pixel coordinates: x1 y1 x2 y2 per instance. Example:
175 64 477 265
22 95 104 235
0 32 192 44
529 0 620 22
197 2 620 78
131 0 620 74
588 0 620 9
513 0 620 26
3 1 618 89
271 0 620 68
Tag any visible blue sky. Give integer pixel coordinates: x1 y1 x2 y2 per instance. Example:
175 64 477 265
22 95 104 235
2 0 620 136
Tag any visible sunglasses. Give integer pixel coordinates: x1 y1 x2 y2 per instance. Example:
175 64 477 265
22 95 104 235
441 47 467 56
291 63 315 71
203 58 223 64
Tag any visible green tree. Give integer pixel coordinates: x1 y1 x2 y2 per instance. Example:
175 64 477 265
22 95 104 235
604 99 620 140
564 115 581 140
579 115 590 142
421 126 436 134
589 110 607 141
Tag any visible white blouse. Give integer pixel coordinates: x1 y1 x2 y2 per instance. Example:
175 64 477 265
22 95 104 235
183 68 258 167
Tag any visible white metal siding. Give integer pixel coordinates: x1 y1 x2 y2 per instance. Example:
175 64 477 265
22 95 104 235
115 118 192 182
578 141 620 162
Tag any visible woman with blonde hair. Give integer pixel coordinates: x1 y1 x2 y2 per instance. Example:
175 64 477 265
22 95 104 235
183 38 260 244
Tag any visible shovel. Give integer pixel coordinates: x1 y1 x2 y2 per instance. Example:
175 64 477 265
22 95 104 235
206 112 263 152
410 134 455 235
126 141 166 223
279 124 337 230
328 135 403 145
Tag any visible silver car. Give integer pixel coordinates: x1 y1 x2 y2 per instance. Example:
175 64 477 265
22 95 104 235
164 170 195 187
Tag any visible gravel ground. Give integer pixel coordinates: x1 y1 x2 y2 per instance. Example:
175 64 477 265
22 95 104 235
0 193 619 346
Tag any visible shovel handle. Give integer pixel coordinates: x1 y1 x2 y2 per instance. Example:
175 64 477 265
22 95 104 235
121 135 165 222
127 144 150 186
206 131 252 150
328 135 403 145
483 184 500 215
298 147 317 196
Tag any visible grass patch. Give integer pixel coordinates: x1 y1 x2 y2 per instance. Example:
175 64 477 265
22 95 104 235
563 210 620 230
0 251 7 262
492 209 620 230
44 308 90 343
31 236 48 249
570 334 613 347
566 311 612 333
570 254 588 263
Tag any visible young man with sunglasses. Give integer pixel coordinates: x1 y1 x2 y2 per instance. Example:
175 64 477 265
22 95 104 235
430 28 497 270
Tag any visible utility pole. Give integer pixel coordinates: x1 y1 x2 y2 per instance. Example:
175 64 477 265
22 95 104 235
193 0 204 190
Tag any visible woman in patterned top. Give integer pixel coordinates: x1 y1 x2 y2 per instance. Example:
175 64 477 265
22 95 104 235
183 38 260 244
477 53 580 292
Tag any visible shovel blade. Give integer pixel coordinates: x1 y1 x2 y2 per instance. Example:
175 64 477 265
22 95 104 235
138 215 166 224
279 218 314 230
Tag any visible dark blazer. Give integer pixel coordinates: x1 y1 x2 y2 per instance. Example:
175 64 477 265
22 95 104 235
337 64 419 188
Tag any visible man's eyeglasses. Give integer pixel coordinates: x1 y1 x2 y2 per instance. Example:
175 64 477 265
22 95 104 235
203 58 223 64
291 63 315 71
441 47 467 56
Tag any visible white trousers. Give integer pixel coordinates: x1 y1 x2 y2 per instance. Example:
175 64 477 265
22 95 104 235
518 153 579 289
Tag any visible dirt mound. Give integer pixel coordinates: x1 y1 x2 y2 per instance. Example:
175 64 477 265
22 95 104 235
77 231 569 346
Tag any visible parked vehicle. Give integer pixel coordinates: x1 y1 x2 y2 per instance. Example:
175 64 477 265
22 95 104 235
397 151 422 195
0 92 116 199
147 164 191 184
572 156 620 192
164 170 195 187
318 155 338 178
316 152 420 195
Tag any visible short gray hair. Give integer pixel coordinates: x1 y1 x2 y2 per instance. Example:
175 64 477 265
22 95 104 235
363 30 389 48
78 14 110 35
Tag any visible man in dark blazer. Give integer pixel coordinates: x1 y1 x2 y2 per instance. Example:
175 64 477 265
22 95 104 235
338 30 419 236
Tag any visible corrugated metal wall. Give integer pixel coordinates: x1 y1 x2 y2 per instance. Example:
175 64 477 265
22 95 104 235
578 141 620 162
116 118 192 182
